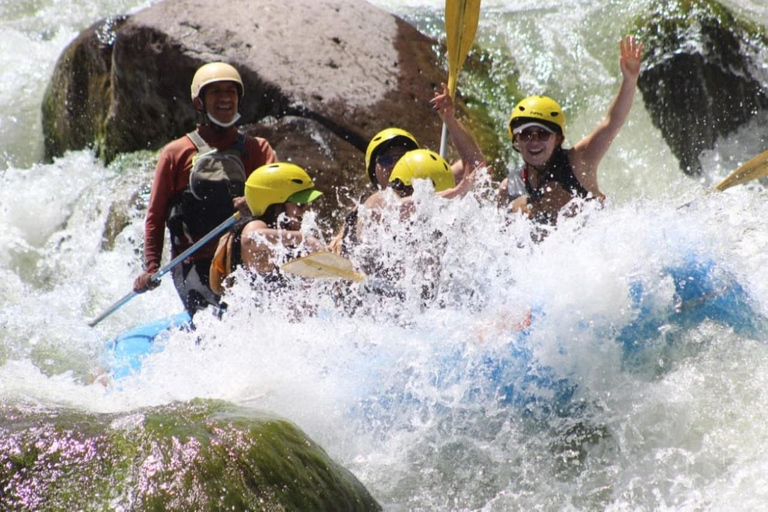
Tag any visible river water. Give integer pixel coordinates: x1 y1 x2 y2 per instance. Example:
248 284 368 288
2 0 768 509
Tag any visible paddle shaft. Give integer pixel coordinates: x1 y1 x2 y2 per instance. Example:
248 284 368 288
88 212 240 327
439 123 450 159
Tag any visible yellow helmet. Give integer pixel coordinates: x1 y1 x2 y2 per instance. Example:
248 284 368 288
191 62 244 101
244 163 323 217
389 149 455 193
508 96 565 138
364 128 419 185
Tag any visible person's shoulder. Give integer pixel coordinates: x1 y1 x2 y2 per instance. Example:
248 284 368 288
154 133 195 168
362 190 387 208
241 218 269 235
167 131 196 148
563 145 587 170
160 133 196 155
242 134 277 165
243 133 274 151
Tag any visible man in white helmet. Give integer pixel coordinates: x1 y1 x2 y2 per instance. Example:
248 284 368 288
133 62 277 317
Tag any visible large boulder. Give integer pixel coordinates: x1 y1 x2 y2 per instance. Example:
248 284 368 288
635 0 768 175
42 0 463 202
0 400 381 510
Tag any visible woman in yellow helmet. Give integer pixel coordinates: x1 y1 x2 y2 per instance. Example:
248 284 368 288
499 35 643 224
209 162 325 294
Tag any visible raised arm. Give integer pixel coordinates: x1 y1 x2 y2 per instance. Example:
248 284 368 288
571 35 643 190
431 82 487 181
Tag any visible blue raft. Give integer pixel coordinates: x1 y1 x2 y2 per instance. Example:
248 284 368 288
359 254 765 421
106 312 191 380
107 255 764 399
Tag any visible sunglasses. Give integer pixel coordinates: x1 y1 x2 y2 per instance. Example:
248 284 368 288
378 154 407 169
516 128 553 143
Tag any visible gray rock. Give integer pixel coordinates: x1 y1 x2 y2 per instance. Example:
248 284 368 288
42 0 449 197
635 0 768 175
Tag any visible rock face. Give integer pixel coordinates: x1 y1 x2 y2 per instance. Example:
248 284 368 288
0 400 381 511
42 0 451 200
635 0 768 175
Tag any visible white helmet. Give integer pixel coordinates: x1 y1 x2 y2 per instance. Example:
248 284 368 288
190 62 244 101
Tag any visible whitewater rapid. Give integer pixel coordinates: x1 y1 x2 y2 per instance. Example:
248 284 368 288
3 0 768 509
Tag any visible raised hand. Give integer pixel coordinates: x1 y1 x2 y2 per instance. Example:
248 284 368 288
430 82 455 120
619 35 643 80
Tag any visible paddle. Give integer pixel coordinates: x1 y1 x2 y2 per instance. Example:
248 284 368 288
678 149 768 209
714 149 768 191
88 212 241 327
280 251 365 282
439 0 482 158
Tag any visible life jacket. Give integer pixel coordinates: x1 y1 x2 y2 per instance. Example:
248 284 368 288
209 215 252 295
518 147 590 202
209 215 289 295
508 147 592 224
167 131 247 245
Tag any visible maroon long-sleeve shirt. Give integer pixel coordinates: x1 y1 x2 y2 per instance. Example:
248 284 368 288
143 125 277 273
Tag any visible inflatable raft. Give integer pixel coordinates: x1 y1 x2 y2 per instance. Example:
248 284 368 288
105 311 191 380
358 253 765 420
106 255 763 397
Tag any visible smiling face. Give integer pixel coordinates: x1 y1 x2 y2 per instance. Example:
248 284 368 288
515 127 563 169
197 81 240 125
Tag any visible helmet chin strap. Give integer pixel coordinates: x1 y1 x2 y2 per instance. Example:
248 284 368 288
207 111 241 129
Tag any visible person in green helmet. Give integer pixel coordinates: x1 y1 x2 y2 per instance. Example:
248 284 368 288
498 35 643 225
209 162 325 295
133 61 277 317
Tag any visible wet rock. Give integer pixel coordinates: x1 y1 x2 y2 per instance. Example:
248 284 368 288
42 15 129 163
635 0 768 175
0 400 381 511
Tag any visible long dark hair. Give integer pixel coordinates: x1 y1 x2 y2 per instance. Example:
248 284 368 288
260 203 285 228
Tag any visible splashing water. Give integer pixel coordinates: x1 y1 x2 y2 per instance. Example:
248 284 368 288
3 0 768 509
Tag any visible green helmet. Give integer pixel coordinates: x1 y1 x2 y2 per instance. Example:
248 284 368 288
364 128 419 185
389 149 455 192
245 163 323 217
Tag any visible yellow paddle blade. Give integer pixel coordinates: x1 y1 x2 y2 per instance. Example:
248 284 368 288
715 149 768 191
445 0 481 96
281 251 366 282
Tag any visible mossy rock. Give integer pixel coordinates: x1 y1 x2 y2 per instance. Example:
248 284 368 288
0 399 380 511
42 16 129 163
